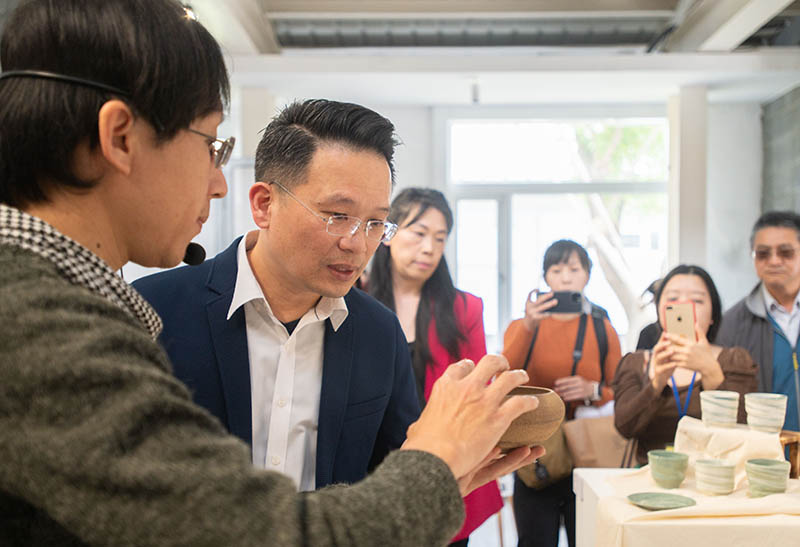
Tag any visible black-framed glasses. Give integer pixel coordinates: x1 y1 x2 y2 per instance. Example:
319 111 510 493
271 181 398 242
752 245 799 262
187 128 235 169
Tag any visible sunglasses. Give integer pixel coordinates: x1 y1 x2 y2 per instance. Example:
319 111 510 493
751 246 799 262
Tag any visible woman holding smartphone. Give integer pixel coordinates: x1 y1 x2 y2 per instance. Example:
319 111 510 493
613 264 758 465
502 239 621 547
369 188 502 547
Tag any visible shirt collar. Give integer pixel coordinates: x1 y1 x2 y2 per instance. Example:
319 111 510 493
0 203 163 339
761 283 800 316
227 234 349 331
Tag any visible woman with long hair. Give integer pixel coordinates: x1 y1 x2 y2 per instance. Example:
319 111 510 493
370 187 501 546
613 264 758 465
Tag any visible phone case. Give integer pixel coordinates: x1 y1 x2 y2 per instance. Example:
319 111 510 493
664 302 696 341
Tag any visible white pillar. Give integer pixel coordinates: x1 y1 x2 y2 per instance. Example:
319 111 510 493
668 86 708 266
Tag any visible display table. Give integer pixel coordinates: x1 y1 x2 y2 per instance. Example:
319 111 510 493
574 467 800 547
574 417 800 547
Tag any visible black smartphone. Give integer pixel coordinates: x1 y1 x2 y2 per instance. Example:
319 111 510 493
548 291 583 314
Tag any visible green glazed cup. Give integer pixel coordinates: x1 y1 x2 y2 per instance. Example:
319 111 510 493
648 449 689 489
745 458 790 497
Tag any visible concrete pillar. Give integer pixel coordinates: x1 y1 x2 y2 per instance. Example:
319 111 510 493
668 86 708 266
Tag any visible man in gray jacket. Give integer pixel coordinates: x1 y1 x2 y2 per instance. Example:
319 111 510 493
716 211 800 434
0 1 542 545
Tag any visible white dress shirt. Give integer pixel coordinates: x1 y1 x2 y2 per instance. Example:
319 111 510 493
227 236 348 491
762 284 800 347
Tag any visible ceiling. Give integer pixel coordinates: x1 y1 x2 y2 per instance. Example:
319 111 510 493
186 0 800 105
3 0 800 105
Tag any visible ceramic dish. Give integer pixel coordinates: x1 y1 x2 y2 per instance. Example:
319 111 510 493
628 492 696 511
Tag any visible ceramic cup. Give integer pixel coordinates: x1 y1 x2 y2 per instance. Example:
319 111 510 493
744 392 787 433
745 458 790 497
497 386 566 453
695 459 735 495
699 390 740 427
648 449 689 489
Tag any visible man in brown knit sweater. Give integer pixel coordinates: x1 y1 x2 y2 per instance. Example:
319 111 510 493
0 1 543 545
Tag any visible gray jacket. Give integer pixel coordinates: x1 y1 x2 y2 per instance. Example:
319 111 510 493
0 244 464 546
716 283 774 392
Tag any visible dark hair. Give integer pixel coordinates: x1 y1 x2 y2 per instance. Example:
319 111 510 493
750 210 800 248
654 264 723 343
542 239 592 279
254 99 399 188
0 0 230 207
370 188 465 371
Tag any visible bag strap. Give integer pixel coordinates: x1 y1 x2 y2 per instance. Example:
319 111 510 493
570 313 589 376
522 323 540 373
590 306 608 386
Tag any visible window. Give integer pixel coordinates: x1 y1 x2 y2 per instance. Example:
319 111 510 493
442 109 668 352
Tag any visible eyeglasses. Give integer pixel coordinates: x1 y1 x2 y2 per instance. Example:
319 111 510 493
271 181 398 243
752 246 799 262
187 128 235 169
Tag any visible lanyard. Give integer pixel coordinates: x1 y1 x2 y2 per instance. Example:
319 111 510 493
670 371 697 419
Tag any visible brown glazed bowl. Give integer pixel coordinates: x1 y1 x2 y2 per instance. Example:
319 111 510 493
497 386 565 453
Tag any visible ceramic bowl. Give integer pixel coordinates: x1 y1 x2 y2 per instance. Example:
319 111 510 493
497 386 565 452
648 449 688 489
699 390 740 427
744 393 787 433
695 459 735 495
745 458 790 497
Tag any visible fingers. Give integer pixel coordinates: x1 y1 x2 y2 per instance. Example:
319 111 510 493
469 354 511 386
694 322 708 344
488 369 530 400
497 389 540 421
663 333 689 347
441 359 476 380
462 446 538 495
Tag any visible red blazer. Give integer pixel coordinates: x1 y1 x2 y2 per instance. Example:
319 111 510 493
422 291 503 541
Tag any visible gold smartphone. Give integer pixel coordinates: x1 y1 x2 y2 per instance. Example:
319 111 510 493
664 302 696 341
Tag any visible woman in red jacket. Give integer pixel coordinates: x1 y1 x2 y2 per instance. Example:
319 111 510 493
370 187 501 546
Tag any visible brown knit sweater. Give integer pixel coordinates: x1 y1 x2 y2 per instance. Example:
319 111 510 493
0 244 464 546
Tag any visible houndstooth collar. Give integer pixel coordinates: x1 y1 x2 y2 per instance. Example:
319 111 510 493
0 203 162 339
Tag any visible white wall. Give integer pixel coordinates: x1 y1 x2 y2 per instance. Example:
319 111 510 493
373 105 435 196
706 103 762 310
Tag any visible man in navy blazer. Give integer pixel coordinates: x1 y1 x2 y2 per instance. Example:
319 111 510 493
133 99 419 490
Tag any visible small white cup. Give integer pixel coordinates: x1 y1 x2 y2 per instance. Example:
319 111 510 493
744 392 787 433
695 459 735 495
700 390 740 427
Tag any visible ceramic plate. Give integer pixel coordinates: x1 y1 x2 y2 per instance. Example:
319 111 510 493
627 492 696 511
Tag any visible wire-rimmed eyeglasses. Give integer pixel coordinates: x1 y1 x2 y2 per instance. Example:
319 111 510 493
187 128 235 169
270 181 398 242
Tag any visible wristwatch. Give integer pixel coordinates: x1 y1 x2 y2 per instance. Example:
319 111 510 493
584 381 601 406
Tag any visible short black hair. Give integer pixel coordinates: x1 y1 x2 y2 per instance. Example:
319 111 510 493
750 210 800 248
254 99 399 188
542 239 592 278
0 0 230 207
654 264 723 343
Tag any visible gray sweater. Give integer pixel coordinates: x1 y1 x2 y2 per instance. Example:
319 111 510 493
0 244 464 546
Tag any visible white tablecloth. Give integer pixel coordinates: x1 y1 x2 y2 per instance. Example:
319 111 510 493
575 416 799 547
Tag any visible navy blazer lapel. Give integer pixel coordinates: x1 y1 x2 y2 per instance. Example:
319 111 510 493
316 308 355 487
205 238 253 446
